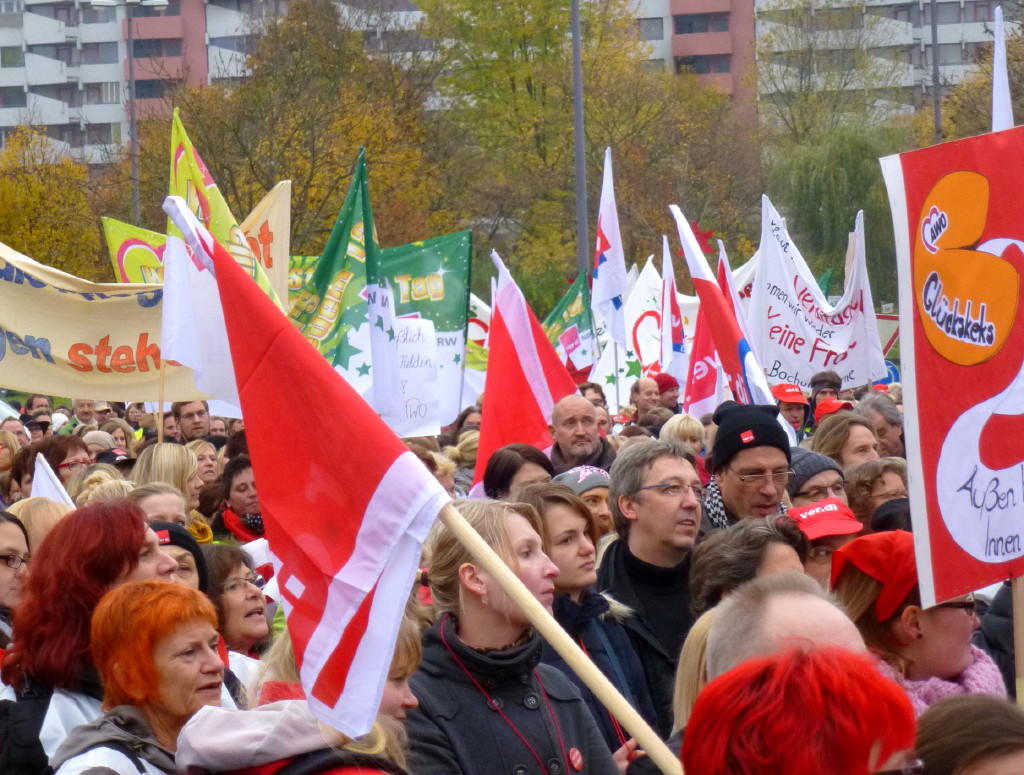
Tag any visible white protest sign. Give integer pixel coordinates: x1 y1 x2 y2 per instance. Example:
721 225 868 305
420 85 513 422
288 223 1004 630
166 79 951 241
393 317 440 437
748 196 886 389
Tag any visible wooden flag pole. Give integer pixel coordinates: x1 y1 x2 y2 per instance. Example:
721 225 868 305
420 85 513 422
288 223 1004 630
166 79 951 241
437 503 683 775
156 357 166 444
1013 576 1024 707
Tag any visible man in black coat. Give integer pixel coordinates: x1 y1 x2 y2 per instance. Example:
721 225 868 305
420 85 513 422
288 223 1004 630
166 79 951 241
596 440 700 737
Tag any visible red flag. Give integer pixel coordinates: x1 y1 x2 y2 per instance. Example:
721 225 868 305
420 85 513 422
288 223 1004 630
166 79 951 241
473 252 578 485
192 205 449 737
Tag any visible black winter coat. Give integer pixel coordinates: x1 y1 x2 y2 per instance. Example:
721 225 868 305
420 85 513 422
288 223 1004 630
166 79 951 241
594 540 691 737
540 590 658 751
976 581 1015 699
406 616 619 775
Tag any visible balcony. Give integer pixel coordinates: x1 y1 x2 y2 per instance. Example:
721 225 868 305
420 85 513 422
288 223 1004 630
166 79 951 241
23 13 65 44
673 30 733 57
23 51 65 83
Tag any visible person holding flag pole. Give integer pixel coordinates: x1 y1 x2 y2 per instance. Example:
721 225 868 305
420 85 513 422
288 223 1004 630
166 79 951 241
163 197 683 775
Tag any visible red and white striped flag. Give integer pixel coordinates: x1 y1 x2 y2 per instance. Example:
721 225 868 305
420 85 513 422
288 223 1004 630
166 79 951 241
169 198 450 737
659 235 688 383
473 252 577 484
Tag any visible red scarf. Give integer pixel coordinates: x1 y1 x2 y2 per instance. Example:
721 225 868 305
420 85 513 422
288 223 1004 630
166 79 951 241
222 506 261 543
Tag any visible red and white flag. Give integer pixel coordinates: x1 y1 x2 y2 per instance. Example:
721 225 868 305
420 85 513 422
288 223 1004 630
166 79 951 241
473 252 577 484
592 148 629 352
671 205 773 406
659 236 688 383
682 297 726 418
165 198 449 737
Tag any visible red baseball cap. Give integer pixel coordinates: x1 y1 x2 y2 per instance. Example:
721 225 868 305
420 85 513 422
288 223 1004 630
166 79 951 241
814 396 854 425
771 383 808 405
788 498 864 541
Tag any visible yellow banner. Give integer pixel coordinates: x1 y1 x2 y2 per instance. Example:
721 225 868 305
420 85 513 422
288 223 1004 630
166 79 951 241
0 242 207 401
104 181 291 302
167 108 282 306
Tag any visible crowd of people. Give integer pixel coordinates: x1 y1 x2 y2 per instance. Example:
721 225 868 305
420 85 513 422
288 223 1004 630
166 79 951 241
0 370 1019 775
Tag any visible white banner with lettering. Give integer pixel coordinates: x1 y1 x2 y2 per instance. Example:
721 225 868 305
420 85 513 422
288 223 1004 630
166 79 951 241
394 317 440 437
748 196 886 390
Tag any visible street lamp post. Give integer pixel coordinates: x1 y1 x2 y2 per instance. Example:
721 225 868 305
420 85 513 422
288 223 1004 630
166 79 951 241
571 0 588 279
90 0 168 225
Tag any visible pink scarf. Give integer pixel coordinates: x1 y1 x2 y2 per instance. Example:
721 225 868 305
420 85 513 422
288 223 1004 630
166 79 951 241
875 645 1006 716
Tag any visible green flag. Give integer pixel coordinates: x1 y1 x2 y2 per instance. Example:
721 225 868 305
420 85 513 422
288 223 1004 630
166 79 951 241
543 272 597 377
292 149 378 396
382 231 473 422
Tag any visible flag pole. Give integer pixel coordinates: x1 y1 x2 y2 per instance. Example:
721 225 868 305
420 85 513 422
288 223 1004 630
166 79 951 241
156 358 166 444
436 502 684 775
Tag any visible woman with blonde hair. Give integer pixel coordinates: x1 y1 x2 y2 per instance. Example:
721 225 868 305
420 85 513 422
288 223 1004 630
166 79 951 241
407 499 624 774
100 418 137 456
65 463 124 504
659 414 709 484
133 443 204 512
6 497 72 550
443 430 478 495
186 439 219 486
0 430 19 474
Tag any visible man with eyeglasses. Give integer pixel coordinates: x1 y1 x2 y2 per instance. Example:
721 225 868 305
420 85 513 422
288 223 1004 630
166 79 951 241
703 402 792 529
788 447 848 509
596 440 703 736
172 400 211 441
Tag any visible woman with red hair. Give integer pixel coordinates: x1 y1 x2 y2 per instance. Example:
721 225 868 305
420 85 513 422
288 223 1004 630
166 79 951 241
0 500 176 775
51 581 223 775
682 647 917 775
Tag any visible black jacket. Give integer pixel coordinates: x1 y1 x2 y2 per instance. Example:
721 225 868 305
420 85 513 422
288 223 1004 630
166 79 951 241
976 582 1015 699
541 591 658 751
595 540 692 737
550 437 617 476
406 616 619 775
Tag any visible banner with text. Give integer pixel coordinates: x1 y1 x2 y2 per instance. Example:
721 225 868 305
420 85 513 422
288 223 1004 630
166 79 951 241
543 273 597 383
882 126 1024 606
748 195 886 390
0 243 203 400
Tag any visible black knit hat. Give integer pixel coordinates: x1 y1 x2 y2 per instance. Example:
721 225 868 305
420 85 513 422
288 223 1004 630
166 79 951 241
787 446 844 498
709 402 791 473
149 520 209 594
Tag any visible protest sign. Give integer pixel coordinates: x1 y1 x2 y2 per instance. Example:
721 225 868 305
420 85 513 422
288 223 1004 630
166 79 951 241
384 231 472 425
881 126 1024 605
0 242 202 400
747 196 886 391
393 317 440 436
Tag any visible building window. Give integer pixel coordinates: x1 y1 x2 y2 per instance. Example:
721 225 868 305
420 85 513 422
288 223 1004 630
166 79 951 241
922 2 961 24
674 13 729 34
133 38 182 58
86 122 121 145
0 85 27 108
27 43 77 65
132 0 180 16
83 42 118 64
645 58 666 71
135 79 169 98
82 4 116 22
972 1 992 22
0 46 23 67
637 17 664 40
675 54 731 74
209 35 255 54
85 81 120 104
0 0 22 13
30 82 80 105
46 123 83 147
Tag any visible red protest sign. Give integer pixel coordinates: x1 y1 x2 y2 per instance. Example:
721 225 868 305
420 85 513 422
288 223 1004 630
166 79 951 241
882 127 1024 606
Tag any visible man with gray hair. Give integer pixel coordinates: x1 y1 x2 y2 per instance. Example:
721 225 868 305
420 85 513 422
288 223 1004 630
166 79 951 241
596 440 702 735
857 392 905 458
705 570 865 680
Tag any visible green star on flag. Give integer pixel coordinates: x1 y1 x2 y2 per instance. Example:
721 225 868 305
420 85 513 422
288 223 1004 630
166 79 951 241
626 359 642 378
356 362 371 376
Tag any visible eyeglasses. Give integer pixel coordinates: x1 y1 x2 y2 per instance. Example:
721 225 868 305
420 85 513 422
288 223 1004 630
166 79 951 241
871 489 908 501
637 482 705 500
795 480 847 501
222 573 265 594
930 595 976 616
0 554 29 569
875 758 923 775
181 410 209 422
730 469 794 488
807 546 835 562
57 459 91 471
